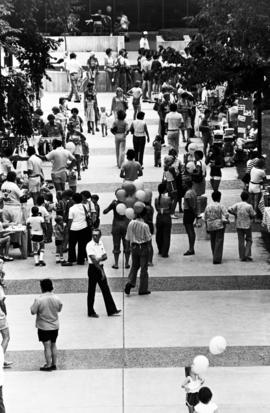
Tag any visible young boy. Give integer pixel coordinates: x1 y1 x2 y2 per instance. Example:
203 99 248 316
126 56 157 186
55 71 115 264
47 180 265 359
152 135 162 167
100 107 109 137
127 81 143 120
54 215 66 264
26 206 46 266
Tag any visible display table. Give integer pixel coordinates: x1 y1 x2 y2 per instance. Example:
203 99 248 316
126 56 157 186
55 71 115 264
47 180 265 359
6 225 28 259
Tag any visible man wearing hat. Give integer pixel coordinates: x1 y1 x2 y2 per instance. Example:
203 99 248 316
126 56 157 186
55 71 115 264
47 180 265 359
140 31 150 50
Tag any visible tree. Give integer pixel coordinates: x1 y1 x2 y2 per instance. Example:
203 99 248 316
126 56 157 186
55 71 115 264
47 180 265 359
183 0 270 153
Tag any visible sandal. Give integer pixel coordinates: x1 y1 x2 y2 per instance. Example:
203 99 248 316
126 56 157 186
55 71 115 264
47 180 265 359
112 265 119 269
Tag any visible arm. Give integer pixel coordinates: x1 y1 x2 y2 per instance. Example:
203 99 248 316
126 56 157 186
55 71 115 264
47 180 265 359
30 298 39 315
120 167 125 179
144 124 150 142
103 201 115 215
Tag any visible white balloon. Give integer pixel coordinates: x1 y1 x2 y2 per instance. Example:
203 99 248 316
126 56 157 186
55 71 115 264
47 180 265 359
66 141 76 154
134 178 144 190
116 203 126 216
192 355 209 374
209 336 227 355
135 189 146 202
125 208 135 220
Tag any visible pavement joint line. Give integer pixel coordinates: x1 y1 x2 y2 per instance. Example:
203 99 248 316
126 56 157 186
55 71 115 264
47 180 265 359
4 346 270 371
5 276 270 295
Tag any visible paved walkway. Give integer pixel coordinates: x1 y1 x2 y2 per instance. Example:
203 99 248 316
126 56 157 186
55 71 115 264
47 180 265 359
3 92 270 412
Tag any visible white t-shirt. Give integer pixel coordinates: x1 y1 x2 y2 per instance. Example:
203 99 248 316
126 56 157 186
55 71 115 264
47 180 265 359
28 155 43 178
46 147 74 173
139 37 150 50
66 59 81 74
68 202 95 231
195 401 218 413
86 239 106 264
1 181 21 206
249 167 266 194
26 216 44 235
131 87 142 100
132 119 146 137
165 112 184 130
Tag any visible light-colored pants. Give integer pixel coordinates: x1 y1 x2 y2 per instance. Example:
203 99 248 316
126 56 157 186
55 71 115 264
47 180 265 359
115 134 126 168
237 227 252 260
167 131 179 153
68 73 80 101
2 205 22 225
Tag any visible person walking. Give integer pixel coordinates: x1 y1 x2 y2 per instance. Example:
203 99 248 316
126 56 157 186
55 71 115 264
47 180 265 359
204 191 229 264
130 111 150 166
183 180 197 256
120 149 143 181
228 191 256 261
155 182 172 258
66 53 82 103
248 158 266 219
165 103 184 154
30 279 63 371
124 208 152 296
27 146 44 205
86 228 121 318
110 110 129 168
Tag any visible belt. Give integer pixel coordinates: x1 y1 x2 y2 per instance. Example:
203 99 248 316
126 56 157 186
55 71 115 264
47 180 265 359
250 181 262 185
131 242 148 246
70 72 78 75
168 129 179 132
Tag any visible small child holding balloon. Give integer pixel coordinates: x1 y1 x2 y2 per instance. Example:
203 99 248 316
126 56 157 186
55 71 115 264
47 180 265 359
181 365 205 413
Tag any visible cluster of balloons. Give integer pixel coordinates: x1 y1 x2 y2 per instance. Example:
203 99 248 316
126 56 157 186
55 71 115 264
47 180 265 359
115 179 152 220
192 336 227 375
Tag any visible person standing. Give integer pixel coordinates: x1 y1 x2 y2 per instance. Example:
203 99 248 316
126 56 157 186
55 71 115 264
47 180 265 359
1 171 22 225
155 182 172 258
30 279 63 371
165 103 184 154
27 146 44 205
199 109 212 157
139 31 150 50
130 111 150 166
66 53 82 103
0 346 6 412
86 228 121 318
124 209 152 296
120 149 143 181
183 180 197 256
228 191 256 261
194 387 218 413
204 191 229 264
41 140 75 192
110 110 129 168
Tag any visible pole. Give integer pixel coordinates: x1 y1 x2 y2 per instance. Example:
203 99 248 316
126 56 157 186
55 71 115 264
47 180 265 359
137 0 140 32
161 0 165 29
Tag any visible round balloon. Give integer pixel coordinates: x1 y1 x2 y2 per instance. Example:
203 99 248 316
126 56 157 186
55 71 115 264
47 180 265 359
125 208 135 220
192 355 209 375
116 188 126 203
134 201 145 214
116 203 126 216
66 141 75 154
134 178 144 190
186 161 196 174
122 181 136 196
209 336 227 355
135 189 146 202
125 195 136 208
144 189 152 203
106 5 112 13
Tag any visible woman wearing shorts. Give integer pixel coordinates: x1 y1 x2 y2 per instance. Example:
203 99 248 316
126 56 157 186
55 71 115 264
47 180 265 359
30 279 63 371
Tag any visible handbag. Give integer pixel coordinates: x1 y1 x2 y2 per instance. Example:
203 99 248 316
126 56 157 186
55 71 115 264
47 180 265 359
83 204 93 229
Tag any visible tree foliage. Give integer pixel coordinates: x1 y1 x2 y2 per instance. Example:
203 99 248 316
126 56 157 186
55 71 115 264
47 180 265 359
184 0 270 95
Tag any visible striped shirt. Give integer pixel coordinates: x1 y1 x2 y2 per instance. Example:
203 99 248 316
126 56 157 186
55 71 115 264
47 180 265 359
125 218 151 244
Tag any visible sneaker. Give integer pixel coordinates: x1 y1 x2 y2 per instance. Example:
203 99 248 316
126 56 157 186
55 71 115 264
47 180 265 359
39 261 46 266
40 365 52 372
108 309 121 316
35 262 40 266
3 256 14 262
138 291 151 295
50 365 57 370
124 283 132 295
88 313 99 318
183 250 195 256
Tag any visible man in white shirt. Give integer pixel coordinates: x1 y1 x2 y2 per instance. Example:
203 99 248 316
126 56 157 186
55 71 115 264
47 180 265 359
27 146 44 204
1 171 22 224
66 53 82 102
165 103 184 154
42 140 75 191
139 31 150 50
86 229 121 318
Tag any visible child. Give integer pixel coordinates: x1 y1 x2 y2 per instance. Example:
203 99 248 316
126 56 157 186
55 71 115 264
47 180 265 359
59 97 69 118
194 387 218 413
91 194 100 228
55 191 65 217
182 365 205 413
68 169 77 193
100 107 109 137
26 206 46 266
44 192 55 243
68 130 83 179
84 92 96 134
69 108 83 133
127 81 143 120
0 260 12 367
153 135 162 167
81 136 89 170
54 215 66 264
36 195 50 243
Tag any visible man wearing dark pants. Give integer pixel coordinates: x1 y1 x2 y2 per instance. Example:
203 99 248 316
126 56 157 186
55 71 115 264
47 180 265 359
228 191 255 261
124 209 152 295
204 191 229 264
86 229 121 318
183 180 197 256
